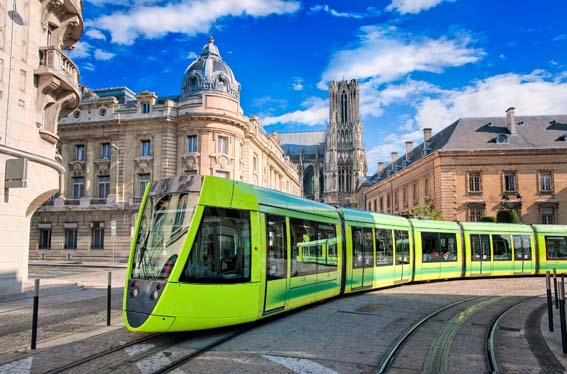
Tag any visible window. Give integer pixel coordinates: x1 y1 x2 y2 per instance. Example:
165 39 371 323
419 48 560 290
539 171 553 192
39 227 51 249
182 207 251 283
91 222 104 249
98 176 110 198
376 228 393 266
290 219 337 277
187 135 198 153
101 143 110 160
218 136 228 154
19 69 26 92
64 229 77 249
421 232 457 262
503 171 517 192
413 183 418 206
394 191 399 211
142 103 150 113
72 177 84 199
513 235 532 261
468 206 484 222
492 234 512 261
542 206 556 224
171 193 189 234
545 236 567 260
386 194 391 210
266 215 287 280
215 171 230 178
75 144 85 161
395 230 410 265
380 197 384 212
468 172 481 193
496 134 508 144
424 177 431 198
471 234 491 261
403 187 408 208
352 227 373 269
138 174 150 197
140 140 151 156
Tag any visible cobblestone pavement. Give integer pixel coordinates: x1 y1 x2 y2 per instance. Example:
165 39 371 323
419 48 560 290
0 275 562 374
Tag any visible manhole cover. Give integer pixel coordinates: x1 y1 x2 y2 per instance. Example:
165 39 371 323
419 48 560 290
356 304 380 313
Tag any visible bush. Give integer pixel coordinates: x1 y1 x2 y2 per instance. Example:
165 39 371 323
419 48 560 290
496 209 520 223
480 216 497 222
407 204 443 220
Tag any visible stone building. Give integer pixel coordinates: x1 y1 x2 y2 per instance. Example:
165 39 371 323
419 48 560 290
279 79 367 206
361 108 567 224
29 37 300 262
0 0 83 293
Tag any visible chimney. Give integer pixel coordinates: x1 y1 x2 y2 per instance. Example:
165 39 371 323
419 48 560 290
405 141 413 157
506 107 516 134
423 128 432 142
391 152 398 163
377 162 385 173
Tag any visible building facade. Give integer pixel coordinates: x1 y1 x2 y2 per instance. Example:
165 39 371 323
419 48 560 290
29 37 300 262
0 0 83 293
362 109 567 224
279 79 367 206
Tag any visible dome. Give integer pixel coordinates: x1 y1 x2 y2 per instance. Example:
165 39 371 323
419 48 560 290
181 37 240 101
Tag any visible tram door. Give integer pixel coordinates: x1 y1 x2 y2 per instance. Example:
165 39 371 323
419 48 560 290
394 230 411 282
513 235 533 274
351 227 374 290
264 215 288 313
470 234 491 275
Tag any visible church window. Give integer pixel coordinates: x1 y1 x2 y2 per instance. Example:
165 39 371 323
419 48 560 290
341 91 347 123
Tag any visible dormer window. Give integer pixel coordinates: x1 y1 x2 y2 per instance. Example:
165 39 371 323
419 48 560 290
142 103 150 114
496 134 508 144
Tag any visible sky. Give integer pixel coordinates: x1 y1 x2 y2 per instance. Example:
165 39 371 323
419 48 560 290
71 0 567 174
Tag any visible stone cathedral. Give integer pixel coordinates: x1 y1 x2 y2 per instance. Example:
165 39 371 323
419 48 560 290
279 79 367 207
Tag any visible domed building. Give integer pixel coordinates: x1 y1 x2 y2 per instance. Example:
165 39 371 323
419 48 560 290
29 37 300 263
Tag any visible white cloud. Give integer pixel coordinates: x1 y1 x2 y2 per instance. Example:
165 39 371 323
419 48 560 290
319 26 483 88
94 49 116 61
82 62 96 72
187 51 198 60
291 77 304 91
86 29 106 40
414 70 567 132
261 97 328 126
386 0 452 15
68 41 92 59
309 4 378 18
88 0 300 45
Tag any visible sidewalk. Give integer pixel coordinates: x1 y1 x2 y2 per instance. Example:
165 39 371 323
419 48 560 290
29 260 127 269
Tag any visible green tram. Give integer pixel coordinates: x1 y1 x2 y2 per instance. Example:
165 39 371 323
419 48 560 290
124 175 567 332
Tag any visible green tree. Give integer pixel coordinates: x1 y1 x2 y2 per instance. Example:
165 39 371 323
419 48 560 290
407 204 443 220
496 209 520 223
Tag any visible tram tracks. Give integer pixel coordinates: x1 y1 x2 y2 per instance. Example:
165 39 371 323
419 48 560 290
377 295 545 374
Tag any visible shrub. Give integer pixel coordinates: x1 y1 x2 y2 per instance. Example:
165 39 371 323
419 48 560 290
496 209 520 223
480 216 497 222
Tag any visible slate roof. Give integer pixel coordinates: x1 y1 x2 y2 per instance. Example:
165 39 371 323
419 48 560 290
365 114 567 186
278 131 327 154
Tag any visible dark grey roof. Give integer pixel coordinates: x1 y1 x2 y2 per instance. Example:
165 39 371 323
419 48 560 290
368 114 567 185
279 131 327 155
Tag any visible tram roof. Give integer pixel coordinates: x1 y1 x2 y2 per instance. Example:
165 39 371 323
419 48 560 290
341 208 411 227
459 221 533 233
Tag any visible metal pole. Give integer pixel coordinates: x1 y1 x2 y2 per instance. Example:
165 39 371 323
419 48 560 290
107 272 111 326
547 271 554 332
554 268 559 309
112 235 115 265
31 279 39 350
560 278 567 354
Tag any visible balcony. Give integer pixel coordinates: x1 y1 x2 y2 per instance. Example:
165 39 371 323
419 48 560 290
64 199 80 206
90 198 107 205
37 46 80 90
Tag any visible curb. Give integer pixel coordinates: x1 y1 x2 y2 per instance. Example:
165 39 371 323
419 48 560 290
29 261 127 269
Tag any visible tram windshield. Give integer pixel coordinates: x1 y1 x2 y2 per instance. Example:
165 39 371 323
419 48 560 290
131 192 199 280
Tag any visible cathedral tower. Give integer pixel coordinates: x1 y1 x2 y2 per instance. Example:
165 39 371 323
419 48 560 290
323 80 367 206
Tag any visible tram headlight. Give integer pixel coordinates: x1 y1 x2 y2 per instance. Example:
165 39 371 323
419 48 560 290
130 288 139 298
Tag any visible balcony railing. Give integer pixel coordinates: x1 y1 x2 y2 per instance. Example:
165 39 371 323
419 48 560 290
90 198 107 205
38 46 80 88
64 199 80 206
133 197 144 204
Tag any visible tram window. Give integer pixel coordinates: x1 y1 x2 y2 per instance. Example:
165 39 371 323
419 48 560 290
471 234 491 261
376 228 393 266
395 230 410 265
352 227 373 269
317 222 337 273
266 215 287 280
420 232 456 262
421 232 439 262
513 235 532 260
182 207 251 283
290 218 318 276
492 234 512 261
545 236 567 260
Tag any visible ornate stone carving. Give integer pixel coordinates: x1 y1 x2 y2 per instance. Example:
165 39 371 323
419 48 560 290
181 153 200 172
134 156 153 174
68 160 85 177
94 159 111 176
